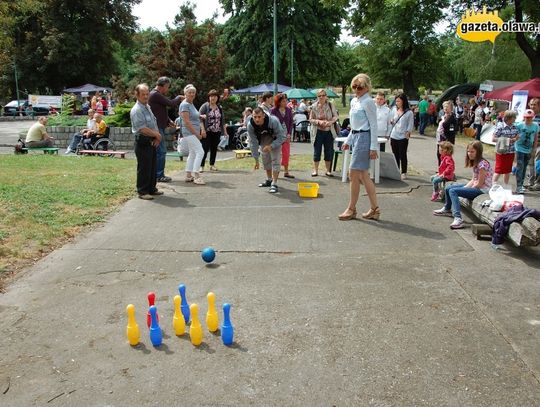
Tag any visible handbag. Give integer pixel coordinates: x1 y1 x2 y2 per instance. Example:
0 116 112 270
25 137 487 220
330 103 341 135
495 136 510 154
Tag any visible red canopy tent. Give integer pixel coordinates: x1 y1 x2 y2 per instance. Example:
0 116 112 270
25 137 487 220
484 78 540 101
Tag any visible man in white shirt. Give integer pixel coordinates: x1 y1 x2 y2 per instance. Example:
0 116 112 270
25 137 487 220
375 92 391 152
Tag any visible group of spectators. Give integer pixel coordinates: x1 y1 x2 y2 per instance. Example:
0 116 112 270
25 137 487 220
128 73 383 222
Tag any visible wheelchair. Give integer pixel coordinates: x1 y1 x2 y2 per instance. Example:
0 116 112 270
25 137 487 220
293 120 310 142
233 127 250 150
76 127 116 155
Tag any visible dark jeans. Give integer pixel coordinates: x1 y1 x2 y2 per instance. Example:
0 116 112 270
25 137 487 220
135 138 157 195
457 117 464 134
156 128 167 178
313 130 334 162
515 151 531 188
201 131 221 167
390 138 409 174
473 123 483 140
419 113 429 135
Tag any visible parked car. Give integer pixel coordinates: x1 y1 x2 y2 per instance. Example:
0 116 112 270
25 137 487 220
2 100 50 116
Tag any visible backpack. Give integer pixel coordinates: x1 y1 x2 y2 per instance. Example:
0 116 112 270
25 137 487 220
14 138 27 154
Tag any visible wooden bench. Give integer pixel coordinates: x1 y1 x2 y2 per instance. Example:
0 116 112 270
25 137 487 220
79 150 127 158
22 147 59 155
460 195 540 246
234 149 251 159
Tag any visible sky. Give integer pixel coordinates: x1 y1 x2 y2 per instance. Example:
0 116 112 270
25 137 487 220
133 0 227 29
132 0 356 42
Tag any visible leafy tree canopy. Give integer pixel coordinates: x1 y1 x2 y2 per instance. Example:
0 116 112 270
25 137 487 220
0 0 141 97
220 0 346 88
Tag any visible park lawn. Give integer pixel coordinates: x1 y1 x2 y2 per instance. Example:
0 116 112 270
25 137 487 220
0 153 314 288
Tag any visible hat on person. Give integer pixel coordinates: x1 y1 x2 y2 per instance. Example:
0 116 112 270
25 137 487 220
523 109 535 118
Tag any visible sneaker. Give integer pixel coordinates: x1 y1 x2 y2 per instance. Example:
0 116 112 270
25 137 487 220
258 179 272 187
430 192 439 202
150 190 164 195
515 186 526 194
269 184 278 193
529 184 540 191
64 148 73 154
138 194 154 200
157 176 172 183
433 207 452 217
401 173 407 180
450 217 464 229
200 167 205 173
193 177 206 185
210 165 218 171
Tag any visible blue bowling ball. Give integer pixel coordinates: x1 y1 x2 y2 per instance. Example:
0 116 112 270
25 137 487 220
201 247 216 263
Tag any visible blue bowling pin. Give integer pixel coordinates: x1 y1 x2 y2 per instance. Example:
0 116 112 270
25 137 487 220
221 303 234 346
178 284 190 324
149 305 162 347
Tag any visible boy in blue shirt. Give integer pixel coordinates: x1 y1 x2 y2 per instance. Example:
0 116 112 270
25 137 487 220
515 109 539 193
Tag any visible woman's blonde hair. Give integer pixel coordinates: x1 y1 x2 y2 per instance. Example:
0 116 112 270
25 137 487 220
350 74 372 92
443 100 453 110
184 84 196 94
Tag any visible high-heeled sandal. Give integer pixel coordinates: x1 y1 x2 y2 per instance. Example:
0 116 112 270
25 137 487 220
338 208 357 221
361 207 380 220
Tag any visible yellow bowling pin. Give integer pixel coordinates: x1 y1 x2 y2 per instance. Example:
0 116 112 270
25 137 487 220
189 303 203 346
173 295 186 336
126 304 140 346
206 292 219 332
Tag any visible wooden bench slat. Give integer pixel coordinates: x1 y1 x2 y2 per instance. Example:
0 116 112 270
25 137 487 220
79 150 127 158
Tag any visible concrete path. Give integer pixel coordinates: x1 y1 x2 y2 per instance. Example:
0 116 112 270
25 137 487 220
1 128 539 406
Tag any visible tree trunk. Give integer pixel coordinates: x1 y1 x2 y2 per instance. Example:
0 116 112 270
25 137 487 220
341 85 347 108
514 0 539 78
402 69 418 100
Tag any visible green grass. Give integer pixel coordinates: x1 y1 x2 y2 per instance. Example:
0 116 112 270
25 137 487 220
0 153 315 283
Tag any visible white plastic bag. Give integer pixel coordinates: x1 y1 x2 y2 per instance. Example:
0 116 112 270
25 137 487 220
488 184 510 211
488 184 523 211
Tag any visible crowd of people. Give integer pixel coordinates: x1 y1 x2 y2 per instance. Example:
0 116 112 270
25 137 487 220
129 75 383 221
22 74 539 228
127 76 539 229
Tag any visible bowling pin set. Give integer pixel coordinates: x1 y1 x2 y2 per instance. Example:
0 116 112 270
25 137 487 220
126 284 234 348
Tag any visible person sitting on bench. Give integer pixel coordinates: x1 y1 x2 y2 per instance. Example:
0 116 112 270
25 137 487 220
25 116 54 148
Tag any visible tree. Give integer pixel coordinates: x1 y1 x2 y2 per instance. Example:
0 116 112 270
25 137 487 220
451 0 540 78
113 3 229 106
331 43 364 107
342 0 449 99
0 0 141 96
220 0 345 88
452 33 531 83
